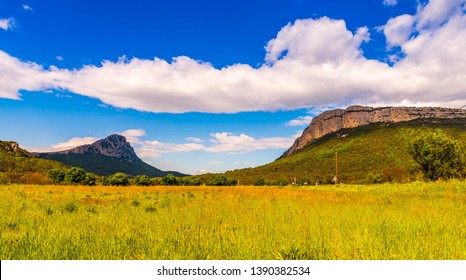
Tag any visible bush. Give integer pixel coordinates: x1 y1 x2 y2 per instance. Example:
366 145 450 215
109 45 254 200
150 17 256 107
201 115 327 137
206 176 236 186
64 167 87 184
83 173 97 186
46 169 66 183
179 177 202 186
106 173 129 186
134 175 152 186
253 178 265 186
161 174 179 186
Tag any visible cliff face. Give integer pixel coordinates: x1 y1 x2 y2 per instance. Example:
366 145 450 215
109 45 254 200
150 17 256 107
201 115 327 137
281 105 466 158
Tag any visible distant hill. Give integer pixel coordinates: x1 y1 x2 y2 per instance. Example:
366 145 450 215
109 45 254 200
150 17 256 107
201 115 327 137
36 134 187 177
0 141 67 184
212 107 466 185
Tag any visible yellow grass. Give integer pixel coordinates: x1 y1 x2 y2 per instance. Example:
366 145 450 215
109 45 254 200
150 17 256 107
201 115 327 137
1 182 466 259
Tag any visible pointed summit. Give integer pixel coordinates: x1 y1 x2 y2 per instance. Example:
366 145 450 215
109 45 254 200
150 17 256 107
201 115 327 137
36 134 186 177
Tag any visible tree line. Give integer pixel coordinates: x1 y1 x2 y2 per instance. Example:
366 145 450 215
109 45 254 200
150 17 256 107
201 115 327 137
1 129 465 186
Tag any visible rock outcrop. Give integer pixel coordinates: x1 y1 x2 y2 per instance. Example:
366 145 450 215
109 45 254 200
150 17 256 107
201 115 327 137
41 134 140 162
281 105 466 158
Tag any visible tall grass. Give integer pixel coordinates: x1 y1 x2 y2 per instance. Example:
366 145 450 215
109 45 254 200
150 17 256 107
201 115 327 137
1 182 465 259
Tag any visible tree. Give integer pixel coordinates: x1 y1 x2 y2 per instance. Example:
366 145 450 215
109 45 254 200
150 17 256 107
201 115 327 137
46 168 66 183
161 174 179 185
64 167 87 184
107 173 129 186
134 175 152 186
409 131 466 181
206 176 236 186
253 178 265 186
83 173 97 186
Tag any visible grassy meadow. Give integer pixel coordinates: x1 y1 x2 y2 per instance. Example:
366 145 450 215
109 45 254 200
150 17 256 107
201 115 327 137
1 182 466 260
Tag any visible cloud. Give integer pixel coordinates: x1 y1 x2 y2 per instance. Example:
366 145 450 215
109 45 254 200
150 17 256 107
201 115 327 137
119 129 145 144
0 50 61 99
0 18 14 30
22 4 34 12
416 0 465 30
28 136 97 152
129 130 296 157
287 116 313 126
383 0 398 6
137 141 204 158
186 137 204 143
204 132 294 153
1 1 466 112
56 56 64 61
265 17 369 65
52 137 97 150
383 14 415 47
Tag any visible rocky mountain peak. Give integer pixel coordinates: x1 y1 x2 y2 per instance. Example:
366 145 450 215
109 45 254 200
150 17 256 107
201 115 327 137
280 105 466 158
44 134 141 163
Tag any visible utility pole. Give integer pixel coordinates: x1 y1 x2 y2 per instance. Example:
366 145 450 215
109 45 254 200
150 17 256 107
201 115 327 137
335 151 339 185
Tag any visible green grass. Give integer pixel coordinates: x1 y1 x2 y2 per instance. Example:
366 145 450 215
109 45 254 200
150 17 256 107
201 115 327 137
1 182 466 260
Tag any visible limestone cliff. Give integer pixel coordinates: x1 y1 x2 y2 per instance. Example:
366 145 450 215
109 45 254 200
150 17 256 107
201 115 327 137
280 105 466 158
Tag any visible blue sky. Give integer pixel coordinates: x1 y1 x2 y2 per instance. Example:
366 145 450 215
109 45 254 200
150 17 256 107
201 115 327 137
1 0 466 175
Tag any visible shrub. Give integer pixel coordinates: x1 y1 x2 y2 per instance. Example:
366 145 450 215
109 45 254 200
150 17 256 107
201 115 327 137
179 177 202 186
206 176 236 186
253 178 265 186
64 167 87 184
46 169 66 183
83 173 97 186
106 173 129 186
64 202 78 213
134 175 152 186
161 174 179 186
145 206 157 213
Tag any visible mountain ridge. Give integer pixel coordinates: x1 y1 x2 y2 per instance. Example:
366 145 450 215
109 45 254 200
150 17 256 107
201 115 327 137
39 134 141 163
281 105 466 158
36 134 187 177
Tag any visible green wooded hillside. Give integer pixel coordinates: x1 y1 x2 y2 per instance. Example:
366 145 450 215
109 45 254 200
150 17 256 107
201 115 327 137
218 118 466 185
0 141 67 184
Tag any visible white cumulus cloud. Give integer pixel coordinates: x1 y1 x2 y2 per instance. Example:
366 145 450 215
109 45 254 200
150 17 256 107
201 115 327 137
1 1 466 112
383 14 415 48
125 130 297 157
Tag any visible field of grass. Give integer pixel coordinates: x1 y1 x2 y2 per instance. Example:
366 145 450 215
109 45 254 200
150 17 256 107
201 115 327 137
1 182 466 260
